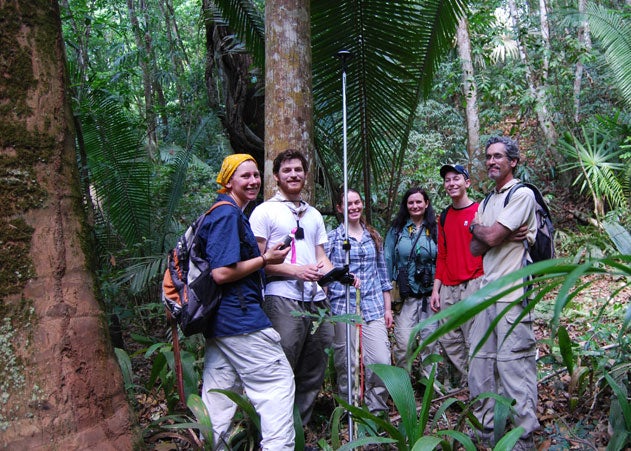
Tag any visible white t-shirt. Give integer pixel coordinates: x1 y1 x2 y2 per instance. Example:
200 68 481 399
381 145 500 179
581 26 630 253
250 198 329 302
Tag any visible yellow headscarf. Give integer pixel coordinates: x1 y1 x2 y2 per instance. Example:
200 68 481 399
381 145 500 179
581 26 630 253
216 154 256 193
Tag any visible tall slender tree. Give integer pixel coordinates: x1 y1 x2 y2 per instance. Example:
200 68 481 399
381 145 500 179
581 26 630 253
0 0 137 447
573 0 592 123
507 0 559 158
456 17 481 174
127 0 158 153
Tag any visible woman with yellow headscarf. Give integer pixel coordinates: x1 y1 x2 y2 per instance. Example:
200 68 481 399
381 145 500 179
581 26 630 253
198 154 296 449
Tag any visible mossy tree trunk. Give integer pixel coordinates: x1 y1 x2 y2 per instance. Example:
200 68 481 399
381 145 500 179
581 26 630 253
263 0 315 202
0 1 138 448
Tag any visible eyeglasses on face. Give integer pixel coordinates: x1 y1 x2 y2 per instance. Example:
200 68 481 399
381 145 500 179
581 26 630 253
485 152 508 162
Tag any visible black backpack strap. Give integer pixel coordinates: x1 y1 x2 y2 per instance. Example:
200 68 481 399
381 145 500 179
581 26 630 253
439 206 450 228
503 182 524 207
523 182 552 217
482 182 524 211
439 206 451 249
502 183 532 269
481 192 493 211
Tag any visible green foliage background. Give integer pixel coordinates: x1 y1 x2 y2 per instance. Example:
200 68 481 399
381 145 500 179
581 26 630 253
59 0 631 447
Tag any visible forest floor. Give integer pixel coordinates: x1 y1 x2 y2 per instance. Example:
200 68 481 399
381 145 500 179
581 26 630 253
126 270 629 450
128 184 627 449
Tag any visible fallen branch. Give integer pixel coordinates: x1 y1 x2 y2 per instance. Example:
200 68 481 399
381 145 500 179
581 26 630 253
571 209 600 228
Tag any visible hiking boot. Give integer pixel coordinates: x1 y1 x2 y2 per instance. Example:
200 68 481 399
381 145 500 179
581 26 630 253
469 428 495 447
512 435 535 451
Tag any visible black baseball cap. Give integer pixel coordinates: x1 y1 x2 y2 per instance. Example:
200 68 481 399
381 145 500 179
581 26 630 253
440 164 470 180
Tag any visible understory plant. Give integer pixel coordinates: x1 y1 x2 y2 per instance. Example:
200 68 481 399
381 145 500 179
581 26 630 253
411 254 631 448
131 331 204 412
558 126 627 218
324 363 522 450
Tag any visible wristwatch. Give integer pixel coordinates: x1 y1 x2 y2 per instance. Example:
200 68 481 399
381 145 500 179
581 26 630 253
469 223 476 234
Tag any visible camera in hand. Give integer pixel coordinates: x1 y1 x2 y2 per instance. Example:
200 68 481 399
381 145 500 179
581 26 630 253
414 266 433 288
278 234 293 250
318 266 354 287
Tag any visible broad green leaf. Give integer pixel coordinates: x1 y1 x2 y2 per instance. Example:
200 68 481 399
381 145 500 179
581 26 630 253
370 364 419 443
437 430 477 451
557 326 575 376
493 427 523 450
411 435 442 451
114 347 133 390
208 388 261 431
186 394 214 445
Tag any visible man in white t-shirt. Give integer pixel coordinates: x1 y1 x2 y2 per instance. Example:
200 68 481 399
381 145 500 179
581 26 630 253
250 149 334 426
468 136 539 451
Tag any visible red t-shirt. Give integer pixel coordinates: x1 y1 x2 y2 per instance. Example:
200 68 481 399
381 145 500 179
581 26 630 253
435 202 484 286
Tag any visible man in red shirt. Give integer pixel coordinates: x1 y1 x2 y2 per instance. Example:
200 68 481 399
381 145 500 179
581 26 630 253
430 164 483 389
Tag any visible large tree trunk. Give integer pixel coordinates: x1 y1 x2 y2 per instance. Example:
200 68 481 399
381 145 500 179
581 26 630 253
0 1 138 448
264 0 314 201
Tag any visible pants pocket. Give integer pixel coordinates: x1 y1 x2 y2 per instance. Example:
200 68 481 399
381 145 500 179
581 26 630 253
503 306 535 354
259 327 282 345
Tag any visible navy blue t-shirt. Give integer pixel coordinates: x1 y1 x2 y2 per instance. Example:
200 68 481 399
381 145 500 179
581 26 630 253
198 195 271 337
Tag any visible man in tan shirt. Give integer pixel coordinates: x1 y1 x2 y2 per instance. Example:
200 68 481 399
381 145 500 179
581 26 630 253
468 136 539 451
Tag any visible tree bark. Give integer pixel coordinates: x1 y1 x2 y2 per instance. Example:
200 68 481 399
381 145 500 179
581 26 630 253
507 0 559 160
264 0 314 201
573 0 592 123
539 0 551 81
0 1 138 448
127 0 158 155
456 17 481 181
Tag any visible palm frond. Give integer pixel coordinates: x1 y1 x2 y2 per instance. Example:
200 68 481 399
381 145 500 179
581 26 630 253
558 127 627 213
80 89 152 253
206 0 265 68
415 255 631 355
157 116 218 250
117 254 166 294
585 4 631 107
312 0 465 209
